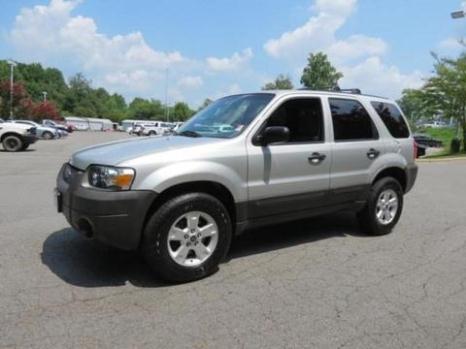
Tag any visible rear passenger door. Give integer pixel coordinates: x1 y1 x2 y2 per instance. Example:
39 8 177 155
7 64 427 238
328 97 382 202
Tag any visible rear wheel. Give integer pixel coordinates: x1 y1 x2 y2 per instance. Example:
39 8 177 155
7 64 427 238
2 135 23 152
141 193 232 283
148 131 156 136
357 177 403 236
42 131 54 140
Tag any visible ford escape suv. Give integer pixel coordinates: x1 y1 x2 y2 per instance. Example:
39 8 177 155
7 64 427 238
56 90 418 282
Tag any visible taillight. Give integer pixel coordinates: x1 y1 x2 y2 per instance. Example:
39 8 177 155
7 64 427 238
413 139 418 159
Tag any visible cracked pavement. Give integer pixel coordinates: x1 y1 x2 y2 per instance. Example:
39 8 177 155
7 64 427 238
1 132 465 348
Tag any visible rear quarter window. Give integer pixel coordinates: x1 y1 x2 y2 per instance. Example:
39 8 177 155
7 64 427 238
371 102 410 138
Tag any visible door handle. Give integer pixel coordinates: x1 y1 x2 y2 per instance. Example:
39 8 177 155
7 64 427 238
367 148 380 160
308 152 326 165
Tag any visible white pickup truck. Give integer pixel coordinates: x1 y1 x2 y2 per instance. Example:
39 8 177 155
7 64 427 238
0 119 38 151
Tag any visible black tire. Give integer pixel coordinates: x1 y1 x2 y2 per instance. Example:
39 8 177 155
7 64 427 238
141 193 232 283
357 177 403 236
149 131 156 136
2 135 23 152
43 131 53 140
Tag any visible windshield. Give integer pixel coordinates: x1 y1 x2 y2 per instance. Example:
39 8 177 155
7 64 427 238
177 93 274 138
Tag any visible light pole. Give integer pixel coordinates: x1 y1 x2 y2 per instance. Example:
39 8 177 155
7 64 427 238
451 10 465 19
164 69 169 122
7 60 17 120
42 91 48 103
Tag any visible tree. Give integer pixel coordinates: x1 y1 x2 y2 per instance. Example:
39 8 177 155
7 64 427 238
300 52 343 90
424 53 466 149
398 88 440 126
0 81 30 118
128 98 164 120
172 102 194 121
262 74 294 90
32 101 61 120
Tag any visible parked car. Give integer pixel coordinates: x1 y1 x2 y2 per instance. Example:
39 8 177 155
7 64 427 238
413 134 443 148
422 120 448 128
42 119 73 133
415 143 427 157
12 120 59 140
56 90 418 282
0 121 38 151
141 124 164 136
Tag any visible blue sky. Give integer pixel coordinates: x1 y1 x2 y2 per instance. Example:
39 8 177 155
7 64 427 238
0 0 465 107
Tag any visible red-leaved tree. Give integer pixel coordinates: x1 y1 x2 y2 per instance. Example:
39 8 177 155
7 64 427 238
32 101 61 120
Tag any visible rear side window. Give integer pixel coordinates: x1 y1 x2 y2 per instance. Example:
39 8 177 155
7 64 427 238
329 98 378 141
371 102 410 138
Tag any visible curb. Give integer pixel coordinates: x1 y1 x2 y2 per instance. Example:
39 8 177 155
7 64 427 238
417 157 466 163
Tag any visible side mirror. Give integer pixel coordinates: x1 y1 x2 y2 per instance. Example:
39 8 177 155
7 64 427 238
255 126 290 146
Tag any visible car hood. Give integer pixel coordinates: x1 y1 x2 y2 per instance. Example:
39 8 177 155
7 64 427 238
70 135 223 170
1 122 32 131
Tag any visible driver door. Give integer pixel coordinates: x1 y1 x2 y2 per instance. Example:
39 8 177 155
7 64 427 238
246 97 331 219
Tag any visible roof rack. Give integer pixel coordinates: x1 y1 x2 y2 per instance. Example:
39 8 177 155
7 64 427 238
298 87 362 94
296 87 390 99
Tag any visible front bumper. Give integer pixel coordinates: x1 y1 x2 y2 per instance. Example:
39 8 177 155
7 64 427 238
405 164 418 193
22 134 38 145
56 164 157 250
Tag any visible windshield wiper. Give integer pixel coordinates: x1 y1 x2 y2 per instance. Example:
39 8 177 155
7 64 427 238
174 130 202 138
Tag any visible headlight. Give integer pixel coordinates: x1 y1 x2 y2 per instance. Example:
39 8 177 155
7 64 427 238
63 163 73 183
85 165 135 190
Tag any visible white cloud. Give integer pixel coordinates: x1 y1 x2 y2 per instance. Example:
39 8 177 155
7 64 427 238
326 35 387 63
11 0 187 71
264 0 357 59
263 0 422 98
340 57 423 99
8 0 257 104
206 48 253 72
438 37 464 55
177 76 203 89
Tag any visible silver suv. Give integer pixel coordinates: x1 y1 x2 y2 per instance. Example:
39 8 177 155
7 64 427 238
56 90 418 282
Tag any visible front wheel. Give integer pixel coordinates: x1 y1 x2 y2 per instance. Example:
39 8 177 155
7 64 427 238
2 135 23 152
42 131 54 140
141 193 232 283
357 177 403 236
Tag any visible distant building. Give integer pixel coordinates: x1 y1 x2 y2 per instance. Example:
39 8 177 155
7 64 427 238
65 117 114 131
65 116 89 131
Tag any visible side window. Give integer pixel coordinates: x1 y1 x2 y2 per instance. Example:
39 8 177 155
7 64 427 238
329 98 378 141
265 98 324 143
371 102 410 138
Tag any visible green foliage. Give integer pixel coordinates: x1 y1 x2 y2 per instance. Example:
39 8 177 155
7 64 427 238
402 52 466 152
300 52 343 90
262 74 294 90
128 98 164 120
451 138 461 153
423 127 458 154
0 60 197 122
172 102 195 121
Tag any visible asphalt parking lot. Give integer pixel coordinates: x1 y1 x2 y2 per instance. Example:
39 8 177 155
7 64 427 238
1 132 466 349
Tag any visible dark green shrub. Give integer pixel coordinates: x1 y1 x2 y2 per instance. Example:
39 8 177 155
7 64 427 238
450 138 461 154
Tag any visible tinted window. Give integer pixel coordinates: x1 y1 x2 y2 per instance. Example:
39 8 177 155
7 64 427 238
371 102 410 138
265 98 324 143
329 98 377 141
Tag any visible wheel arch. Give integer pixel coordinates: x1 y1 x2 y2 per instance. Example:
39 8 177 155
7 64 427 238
1 132 23 142
141 180 237 244
372 167 407 193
